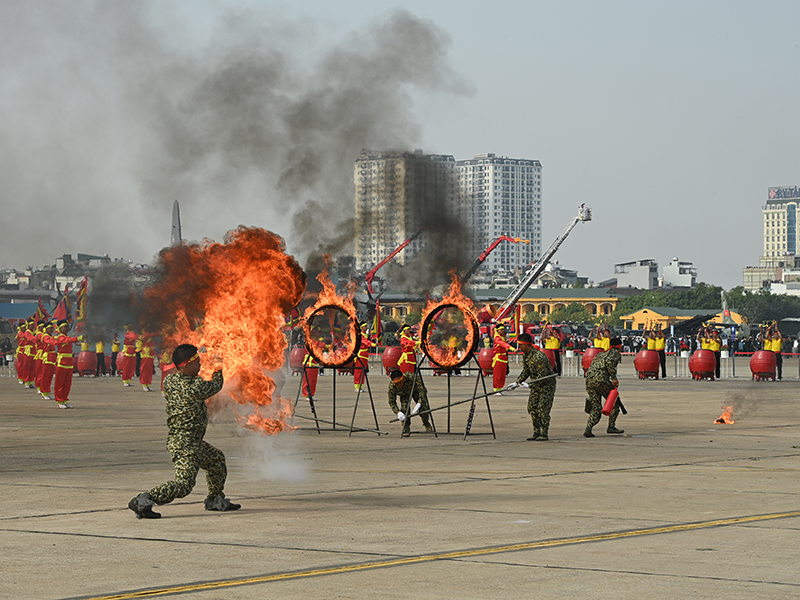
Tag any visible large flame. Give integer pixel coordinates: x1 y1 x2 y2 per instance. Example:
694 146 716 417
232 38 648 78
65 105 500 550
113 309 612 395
420 271 479 368
142 226 306 435
715 405 735 424
302 264 360 367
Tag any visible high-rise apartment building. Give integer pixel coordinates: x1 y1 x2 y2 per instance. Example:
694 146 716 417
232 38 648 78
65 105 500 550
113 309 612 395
354 149 457 272
762 186 800 260
743 186 800 290
455 153 542 276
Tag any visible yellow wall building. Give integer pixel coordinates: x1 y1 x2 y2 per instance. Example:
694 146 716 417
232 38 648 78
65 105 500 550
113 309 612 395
619 306 745 330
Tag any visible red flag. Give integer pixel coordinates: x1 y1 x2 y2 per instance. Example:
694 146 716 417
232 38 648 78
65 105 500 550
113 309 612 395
76 276 88 322
32 298 50 324
52 284 71 322
372 299 382 344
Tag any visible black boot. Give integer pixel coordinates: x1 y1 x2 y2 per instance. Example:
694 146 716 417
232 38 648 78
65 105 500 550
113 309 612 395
583 427 595 438
205 495 241 512
128 493 161 519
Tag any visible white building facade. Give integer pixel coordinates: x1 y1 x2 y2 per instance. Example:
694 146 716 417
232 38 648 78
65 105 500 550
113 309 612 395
455 153 542 276
662 257 697 288
763 186 800 260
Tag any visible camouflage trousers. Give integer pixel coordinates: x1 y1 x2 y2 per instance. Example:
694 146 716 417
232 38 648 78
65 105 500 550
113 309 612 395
397 396 431 433
585 383 619 430
527 381 556 435
148 437 227 505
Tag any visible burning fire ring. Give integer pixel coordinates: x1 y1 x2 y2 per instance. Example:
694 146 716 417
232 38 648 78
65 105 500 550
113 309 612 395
303 303 361 368
420 303 480 370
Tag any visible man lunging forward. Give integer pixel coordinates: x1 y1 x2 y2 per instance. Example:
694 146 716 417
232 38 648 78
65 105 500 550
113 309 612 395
128 344 240 518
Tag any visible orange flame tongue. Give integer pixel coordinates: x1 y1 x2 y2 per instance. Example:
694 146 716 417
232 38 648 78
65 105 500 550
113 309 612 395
302 263 360 367
715 405 735 424
420 271 478 368
144 227 306 435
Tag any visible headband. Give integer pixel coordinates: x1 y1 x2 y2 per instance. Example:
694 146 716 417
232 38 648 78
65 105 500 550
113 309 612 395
176 353 199 368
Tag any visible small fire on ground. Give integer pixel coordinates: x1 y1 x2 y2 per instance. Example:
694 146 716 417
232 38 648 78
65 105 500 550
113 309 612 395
715 406 735 424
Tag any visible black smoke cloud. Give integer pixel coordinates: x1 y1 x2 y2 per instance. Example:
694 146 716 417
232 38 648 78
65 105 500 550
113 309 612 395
0 2 473 276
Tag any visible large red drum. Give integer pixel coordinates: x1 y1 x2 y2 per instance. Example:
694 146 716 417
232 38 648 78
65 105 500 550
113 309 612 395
750 350 776 381
582 347 604 374
542 348 557 370
478 348 495 376
289 347 306 374
382 346 403 375
689 349 716 380
76 351 97 376
634 350 660 379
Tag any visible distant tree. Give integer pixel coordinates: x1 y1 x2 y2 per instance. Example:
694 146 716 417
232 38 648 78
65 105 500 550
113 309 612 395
522 310 541 324
405 310 422 326
550 302 595 323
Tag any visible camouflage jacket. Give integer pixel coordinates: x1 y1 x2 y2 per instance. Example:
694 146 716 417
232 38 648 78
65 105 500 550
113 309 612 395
388 372 428 413
516 347 555 384
162 370 223 441
586 348 622 388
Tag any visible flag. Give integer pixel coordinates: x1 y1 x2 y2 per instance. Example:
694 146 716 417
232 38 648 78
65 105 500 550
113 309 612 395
372 300 382 344
32 298 50 324
284 307 301 329
76 276 88 322
52 284 71 322
508 304 521 340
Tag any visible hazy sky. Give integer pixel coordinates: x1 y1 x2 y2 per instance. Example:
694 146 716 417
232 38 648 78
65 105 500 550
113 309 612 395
2 1 798 290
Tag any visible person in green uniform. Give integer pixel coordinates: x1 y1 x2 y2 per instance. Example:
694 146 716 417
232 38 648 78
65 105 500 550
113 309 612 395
584 336 625 437
388 369 433 437
128 344 240 518
507 333 557 441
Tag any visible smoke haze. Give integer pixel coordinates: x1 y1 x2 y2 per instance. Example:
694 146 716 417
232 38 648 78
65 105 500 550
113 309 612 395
0 2 472 271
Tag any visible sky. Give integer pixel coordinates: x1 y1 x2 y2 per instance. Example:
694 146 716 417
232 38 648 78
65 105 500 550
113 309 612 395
1 0 798 290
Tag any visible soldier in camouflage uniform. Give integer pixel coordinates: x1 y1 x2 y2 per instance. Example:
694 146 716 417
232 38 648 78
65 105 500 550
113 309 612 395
584 337 625 437
507 333 557 440
388 369 433 437
128 344 240 518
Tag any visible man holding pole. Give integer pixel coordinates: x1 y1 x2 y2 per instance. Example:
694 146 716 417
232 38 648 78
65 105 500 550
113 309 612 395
507 333 556 441
387 369 432 437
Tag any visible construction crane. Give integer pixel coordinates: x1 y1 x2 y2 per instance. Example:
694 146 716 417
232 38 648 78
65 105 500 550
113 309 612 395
461 235 530 284
493 204 592 323
364 229 424 297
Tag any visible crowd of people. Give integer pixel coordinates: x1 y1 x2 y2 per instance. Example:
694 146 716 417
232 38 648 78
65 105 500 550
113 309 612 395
7 320 166 408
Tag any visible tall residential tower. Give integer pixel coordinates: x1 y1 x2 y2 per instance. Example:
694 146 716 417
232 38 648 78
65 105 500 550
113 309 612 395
456 153 542 276
353 149 457 272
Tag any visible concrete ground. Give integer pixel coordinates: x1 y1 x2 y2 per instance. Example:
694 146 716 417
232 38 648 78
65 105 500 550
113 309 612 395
1 356 799 600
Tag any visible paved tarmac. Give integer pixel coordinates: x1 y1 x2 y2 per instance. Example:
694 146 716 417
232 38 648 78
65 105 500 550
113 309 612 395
1 357 799 599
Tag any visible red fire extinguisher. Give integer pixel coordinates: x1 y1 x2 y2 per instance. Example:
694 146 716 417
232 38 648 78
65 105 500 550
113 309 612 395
602 389 619 416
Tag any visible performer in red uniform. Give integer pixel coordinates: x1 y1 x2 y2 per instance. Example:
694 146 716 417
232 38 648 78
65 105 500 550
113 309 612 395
397 324 418 374
301 350 319 399
19 321 36 388
139 332 156 392
39 322 58 401
354 323 375 392
15 323 27 385
121 329 138 386
52 320 82 408
492 324 513 392
33 323 47 393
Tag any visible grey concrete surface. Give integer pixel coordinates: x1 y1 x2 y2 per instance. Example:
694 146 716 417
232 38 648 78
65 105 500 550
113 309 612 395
1 358 799 599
